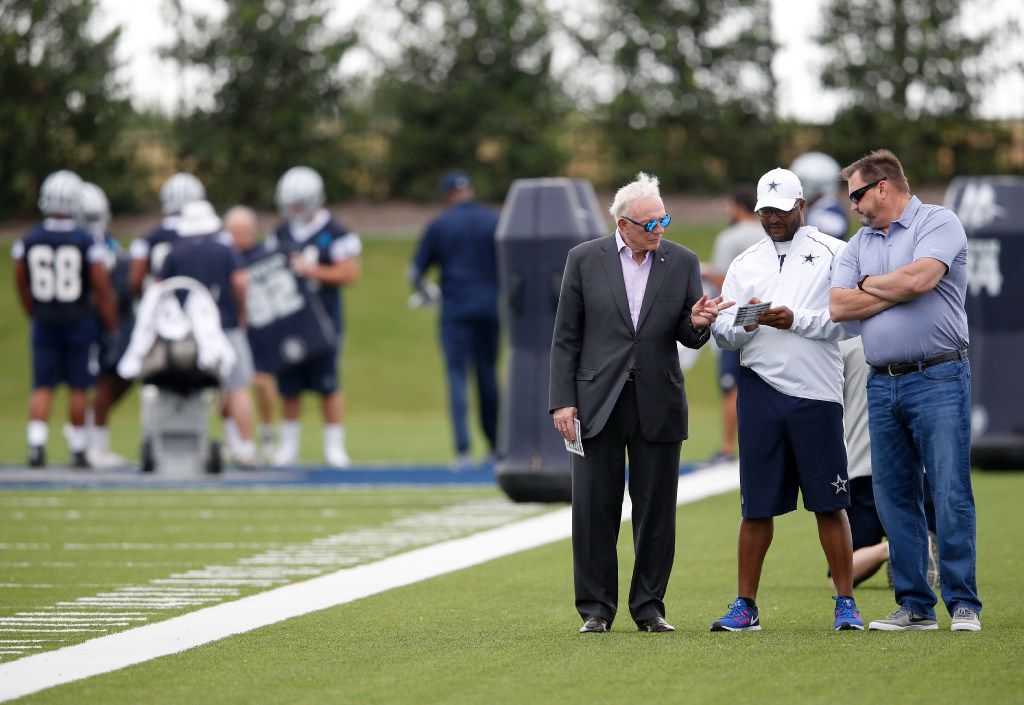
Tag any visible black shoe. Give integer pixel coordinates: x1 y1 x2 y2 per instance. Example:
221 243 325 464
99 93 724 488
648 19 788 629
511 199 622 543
71 451 90 469
637 616 676 633
28 446 46 468
579 616 610 633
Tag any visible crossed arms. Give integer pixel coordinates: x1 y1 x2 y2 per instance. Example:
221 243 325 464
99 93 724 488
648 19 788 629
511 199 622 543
829 257 947 322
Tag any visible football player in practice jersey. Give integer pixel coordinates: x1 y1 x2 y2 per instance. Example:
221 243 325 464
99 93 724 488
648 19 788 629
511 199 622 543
790 152 849 240
268 167 361 467
129 172 205 297
78 182 134 468
158 200 258 467
12 171 118 468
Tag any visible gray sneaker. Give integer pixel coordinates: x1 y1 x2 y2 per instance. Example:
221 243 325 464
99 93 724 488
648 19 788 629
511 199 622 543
868 608 938 631
951 606 981 632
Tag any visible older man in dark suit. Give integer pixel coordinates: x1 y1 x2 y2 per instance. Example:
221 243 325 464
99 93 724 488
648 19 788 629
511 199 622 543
550 172 732 634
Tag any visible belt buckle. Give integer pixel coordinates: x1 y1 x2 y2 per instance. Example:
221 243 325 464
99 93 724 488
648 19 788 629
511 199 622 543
886 363 900 376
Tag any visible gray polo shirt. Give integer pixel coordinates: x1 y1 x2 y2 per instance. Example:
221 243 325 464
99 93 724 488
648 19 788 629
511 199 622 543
832 196 969 366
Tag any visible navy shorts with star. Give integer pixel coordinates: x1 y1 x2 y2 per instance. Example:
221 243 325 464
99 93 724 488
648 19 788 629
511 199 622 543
736 366 849 518
275 346 339 397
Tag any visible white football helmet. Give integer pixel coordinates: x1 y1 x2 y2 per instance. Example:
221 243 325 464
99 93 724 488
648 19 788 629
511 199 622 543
789 152 841 202
38 170 84 217
78 182 111 238
160 172 206 216
276 166 325 223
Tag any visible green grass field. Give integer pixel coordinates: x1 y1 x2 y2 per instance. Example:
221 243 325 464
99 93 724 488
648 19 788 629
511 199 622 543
1 472 1021 704
0 226 724 466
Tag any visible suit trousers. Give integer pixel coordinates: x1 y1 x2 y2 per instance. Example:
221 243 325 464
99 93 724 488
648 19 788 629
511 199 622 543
571 380 682 625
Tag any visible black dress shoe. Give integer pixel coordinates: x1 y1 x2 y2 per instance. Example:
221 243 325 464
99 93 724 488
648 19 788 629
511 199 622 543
579 616 610 633
637 616 675 632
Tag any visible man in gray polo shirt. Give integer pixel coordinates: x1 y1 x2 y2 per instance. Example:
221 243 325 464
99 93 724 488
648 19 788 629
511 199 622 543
830 149 981 632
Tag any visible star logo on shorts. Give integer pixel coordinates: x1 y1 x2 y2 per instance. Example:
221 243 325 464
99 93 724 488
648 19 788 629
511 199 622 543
831 475 848 494
803 253 817 264
767 181 780 192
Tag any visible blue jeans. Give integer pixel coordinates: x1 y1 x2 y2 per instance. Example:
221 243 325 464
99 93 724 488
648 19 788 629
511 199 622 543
867 359 981 618
440 316 499 454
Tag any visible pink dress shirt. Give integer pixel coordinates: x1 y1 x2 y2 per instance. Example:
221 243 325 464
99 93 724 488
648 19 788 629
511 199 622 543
615 229 653 330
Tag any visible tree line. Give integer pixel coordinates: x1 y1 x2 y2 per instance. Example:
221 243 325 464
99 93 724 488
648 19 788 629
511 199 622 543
1 0 1020 216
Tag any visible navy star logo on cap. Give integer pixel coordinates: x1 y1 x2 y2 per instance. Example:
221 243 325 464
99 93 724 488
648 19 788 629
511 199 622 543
767 181 780 191
803 253 817 264
831 475 848 494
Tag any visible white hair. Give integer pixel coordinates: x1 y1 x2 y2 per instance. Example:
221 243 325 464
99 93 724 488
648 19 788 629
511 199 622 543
609 172 662 220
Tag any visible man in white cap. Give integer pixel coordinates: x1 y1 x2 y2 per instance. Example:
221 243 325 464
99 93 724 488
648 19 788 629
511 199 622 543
709 167 860 632
158 200 258 466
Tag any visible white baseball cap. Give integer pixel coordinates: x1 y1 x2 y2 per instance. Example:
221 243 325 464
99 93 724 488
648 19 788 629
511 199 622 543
755 167 804 212
177 200 222 237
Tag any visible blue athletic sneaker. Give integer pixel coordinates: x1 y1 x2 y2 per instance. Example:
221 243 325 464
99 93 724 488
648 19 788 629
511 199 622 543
833 596 864 631
711 597 761 632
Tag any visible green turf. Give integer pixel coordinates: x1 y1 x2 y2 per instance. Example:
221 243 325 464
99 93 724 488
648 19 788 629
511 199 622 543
9 471 1022 705
0 487 544 655
0 226 724 465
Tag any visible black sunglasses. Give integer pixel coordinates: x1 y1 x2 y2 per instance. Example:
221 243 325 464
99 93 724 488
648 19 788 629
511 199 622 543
622 214 671 232
849 179 885 204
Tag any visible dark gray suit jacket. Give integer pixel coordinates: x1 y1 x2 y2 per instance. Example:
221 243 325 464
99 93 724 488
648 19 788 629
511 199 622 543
549 234 709 442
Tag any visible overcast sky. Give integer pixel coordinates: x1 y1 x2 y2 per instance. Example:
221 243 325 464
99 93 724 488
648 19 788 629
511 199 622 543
93 0 1024 123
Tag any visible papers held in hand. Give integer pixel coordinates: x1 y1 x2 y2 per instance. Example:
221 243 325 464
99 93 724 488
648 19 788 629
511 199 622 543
564 418 584 457
733 302 771 327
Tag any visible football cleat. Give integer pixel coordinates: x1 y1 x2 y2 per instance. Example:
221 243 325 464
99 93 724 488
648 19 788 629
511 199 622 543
28 446 46 468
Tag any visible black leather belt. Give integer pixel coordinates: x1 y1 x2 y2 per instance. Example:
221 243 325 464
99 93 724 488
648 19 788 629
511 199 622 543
626 368 636 382
871 349 967 376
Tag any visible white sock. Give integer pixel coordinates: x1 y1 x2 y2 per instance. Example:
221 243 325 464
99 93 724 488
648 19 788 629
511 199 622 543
27 421 48 447
91 425 111 452
323 424 346 451
66 426 88 453
279 421 300 451
259 424 274 445
224 418 240 452
234 439 256 460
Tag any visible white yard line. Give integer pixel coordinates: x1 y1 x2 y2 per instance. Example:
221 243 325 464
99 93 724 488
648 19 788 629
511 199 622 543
0 465 738 702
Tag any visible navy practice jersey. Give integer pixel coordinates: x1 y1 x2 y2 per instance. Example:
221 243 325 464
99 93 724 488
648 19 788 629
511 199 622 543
129 222 179 279
158 235 244 329
13 221 106 325
270 212 361 338
102 235 135 332
241 245 336 374
412 201 500 321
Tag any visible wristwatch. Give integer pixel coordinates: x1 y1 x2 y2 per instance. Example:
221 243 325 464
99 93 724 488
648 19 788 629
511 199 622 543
857 275 869 291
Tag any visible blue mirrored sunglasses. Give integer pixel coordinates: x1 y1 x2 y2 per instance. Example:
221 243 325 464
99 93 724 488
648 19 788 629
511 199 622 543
623 214 671 232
